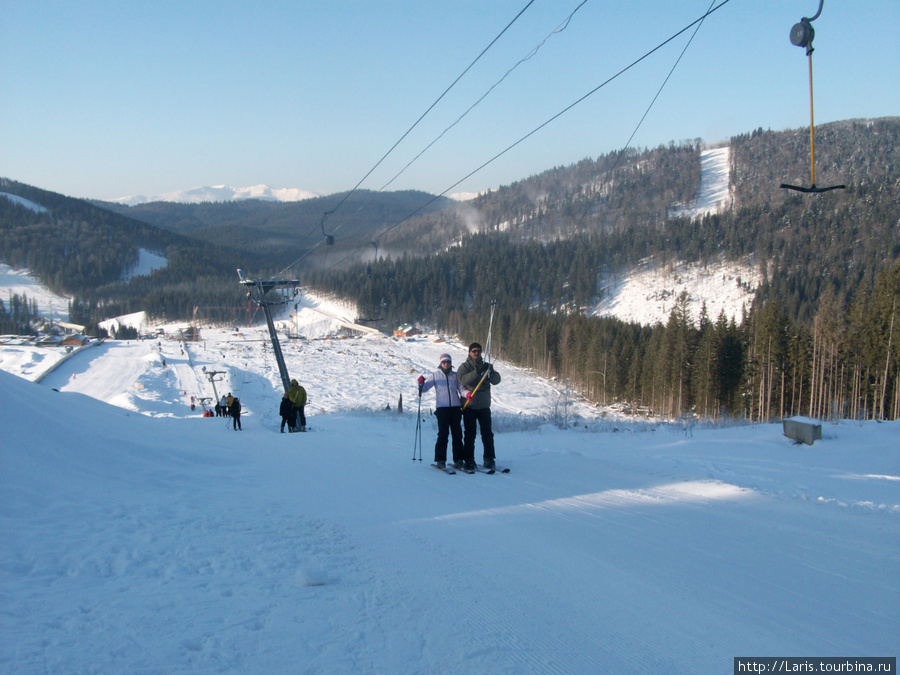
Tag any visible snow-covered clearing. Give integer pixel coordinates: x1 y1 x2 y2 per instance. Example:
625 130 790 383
592 146 754 327
669 146 732 221
0 192 48 214
0 263 71 322
123 249 168 280
592 256 759 327
1 287 897 673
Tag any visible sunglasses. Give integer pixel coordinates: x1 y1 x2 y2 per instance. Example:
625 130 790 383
469 349 481 354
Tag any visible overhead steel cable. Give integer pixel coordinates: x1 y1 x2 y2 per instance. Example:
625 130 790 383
326 0 734 271
568 0 720 239
322 3 535 229
277 0 536 277
379 0 590 192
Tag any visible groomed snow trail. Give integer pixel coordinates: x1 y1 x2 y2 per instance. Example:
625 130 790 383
1 323 897 673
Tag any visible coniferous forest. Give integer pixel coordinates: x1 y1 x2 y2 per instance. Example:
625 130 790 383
306 118 900 422
2 118 898 421
0 179 261 331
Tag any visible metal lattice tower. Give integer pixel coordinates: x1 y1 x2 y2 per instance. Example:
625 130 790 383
237 269 298 392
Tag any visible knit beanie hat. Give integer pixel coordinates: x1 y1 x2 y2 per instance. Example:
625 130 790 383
468 342 482 352
439 353 452 363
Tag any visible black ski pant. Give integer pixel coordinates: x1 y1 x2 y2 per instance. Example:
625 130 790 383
293 406 306 430
434 406 463 464
232 412 241 430
463 406 494 464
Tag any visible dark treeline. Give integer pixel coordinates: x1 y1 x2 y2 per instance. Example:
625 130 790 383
1 179 266 332
302 120 900 422
369 142 703 258
96 189 453 270
0 294 40 335
307 232 899 422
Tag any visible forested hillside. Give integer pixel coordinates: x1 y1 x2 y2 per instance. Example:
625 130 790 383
307 118 900 422
95 190 452 269
0 179 265 330
2 117 897 421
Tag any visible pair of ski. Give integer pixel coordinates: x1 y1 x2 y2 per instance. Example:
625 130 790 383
431 463 510 475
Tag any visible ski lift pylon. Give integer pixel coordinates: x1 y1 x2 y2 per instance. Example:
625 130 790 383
358 242 383 323
780 0 845 194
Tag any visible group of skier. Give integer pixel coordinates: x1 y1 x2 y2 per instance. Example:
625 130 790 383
220 393 242 431
220 344 495 459
280 378 308 433
417 342 501 472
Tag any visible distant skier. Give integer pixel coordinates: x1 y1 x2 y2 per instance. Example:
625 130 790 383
457 342 501 471
226 393 234 417
279 393 294 433
286 379 307 432
230 396 242 431
417 353 466 470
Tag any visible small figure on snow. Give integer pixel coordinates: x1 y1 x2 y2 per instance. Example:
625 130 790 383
286 379 307 432
418 353 466 470
279 393 294 433
230 396 242 431
457 342 501 471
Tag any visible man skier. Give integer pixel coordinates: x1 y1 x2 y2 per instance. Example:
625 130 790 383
457 342 501 471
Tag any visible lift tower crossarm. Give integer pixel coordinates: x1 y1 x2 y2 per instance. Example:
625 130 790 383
201 367 227 404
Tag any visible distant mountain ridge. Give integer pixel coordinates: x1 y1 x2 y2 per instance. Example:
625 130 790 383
3 117 898 334
112 184 321 206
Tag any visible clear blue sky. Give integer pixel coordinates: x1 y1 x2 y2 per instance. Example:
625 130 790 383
2 1 897 201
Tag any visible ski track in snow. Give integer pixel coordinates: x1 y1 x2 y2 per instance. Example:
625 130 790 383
2 316 898 672
669 146 732 221
2 182 899 671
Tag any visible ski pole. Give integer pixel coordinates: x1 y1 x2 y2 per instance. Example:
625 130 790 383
413 387 423 461
485 299 496 364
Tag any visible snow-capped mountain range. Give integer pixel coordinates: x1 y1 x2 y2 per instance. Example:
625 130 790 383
111 184 321 206
4 148 751 328
112 185 479 206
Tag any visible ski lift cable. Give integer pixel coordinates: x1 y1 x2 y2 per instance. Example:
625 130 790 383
568 0 718 239
275 231 331 277
276 0 536 277
378 0 590 193
315 0 537 235
325 0 734 272
465 0 722 363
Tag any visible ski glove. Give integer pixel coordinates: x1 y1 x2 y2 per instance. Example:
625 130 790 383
417 375 425 385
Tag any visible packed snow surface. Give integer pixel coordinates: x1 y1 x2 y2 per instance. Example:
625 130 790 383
0 192 48 213
669 146 732 220
1 290 897 673
0 263 71 322
593 256 760 327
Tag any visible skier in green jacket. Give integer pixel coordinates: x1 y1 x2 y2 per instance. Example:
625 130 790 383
286 379 307 432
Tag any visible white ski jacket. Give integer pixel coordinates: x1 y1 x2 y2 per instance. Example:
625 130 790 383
421 367 466 408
